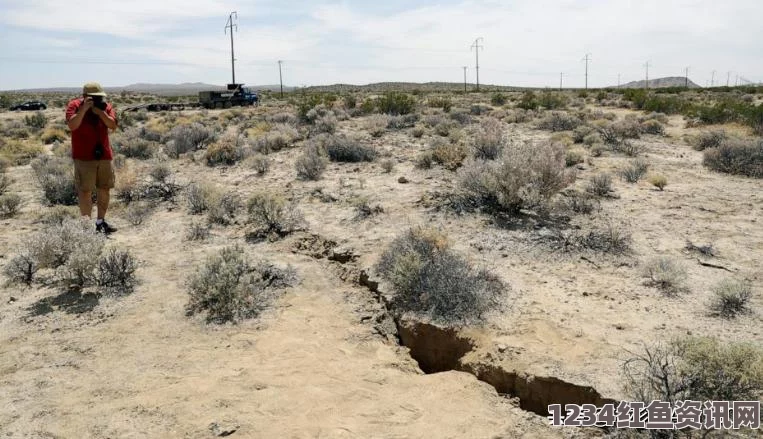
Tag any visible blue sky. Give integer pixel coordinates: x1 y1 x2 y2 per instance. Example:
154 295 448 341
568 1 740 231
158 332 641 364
1 0 762 89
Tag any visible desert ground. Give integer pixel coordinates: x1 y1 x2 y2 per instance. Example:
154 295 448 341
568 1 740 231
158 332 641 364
0 88 761 438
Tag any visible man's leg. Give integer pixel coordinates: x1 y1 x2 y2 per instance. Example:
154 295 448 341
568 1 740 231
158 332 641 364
78 190 93 217
74 160 96 217
96 188 110 220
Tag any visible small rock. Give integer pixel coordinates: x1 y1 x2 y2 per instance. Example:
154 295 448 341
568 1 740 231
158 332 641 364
497 344 508 353
582 292 589 297
614 324 625 330
398 176 409 184
8 296 17 303
209 422 239 437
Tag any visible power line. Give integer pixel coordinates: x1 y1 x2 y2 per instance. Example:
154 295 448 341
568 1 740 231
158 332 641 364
470 37 483 91
224 11 238 85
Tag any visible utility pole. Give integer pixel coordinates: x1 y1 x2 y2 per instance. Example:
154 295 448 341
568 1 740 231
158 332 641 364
617 73 621 88
278 60 284 98
559 72 563 91
582 53 591 90
685 67 689 88
462 66 468 93
224 11 238 85
470 38 484 91
644 61 650 90
726 71 731 87
711 70 715 87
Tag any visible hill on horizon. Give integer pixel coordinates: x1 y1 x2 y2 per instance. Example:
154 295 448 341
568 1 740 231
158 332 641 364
614 76 701 89
2 82 294 96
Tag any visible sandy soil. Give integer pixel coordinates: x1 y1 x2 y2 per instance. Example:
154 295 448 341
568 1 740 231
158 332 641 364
1 99 761 438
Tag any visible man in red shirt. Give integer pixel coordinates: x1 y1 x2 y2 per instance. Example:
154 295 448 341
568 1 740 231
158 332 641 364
65 82 118 234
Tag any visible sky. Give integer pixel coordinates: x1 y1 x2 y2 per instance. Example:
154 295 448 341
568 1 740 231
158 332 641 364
1 0 762 90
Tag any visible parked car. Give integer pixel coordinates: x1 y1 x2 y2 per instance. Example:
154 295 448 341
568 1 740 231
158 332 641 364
10 101 47 111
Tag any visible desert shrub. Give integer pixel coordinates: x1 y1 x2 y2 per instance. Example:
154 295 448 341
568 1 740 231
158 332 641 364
387 114 419 130
649 174 668 190
586 173 613 196
244 154 270 175
24 111 47 130
640 120 665 135
431 140 468 171
324 135 376 162
185 182 213 215
702 138 763 178
412 127 425 138
31 156 77 206
166 123 216 158
3 250 38 285
423 115 445 128
643 257 687 295
41 128 68 144
376 227 504 324
457 140 574 214
470 104 491 115
536 112 582 132
251 123 299 154
313 113 338 134
435 122 455 137
207 191 241 226
96 247 139 296
343 94 357 109
186 221 210 241
565 149 585 167
491 93 508 106
572 125 593 143
471 117 504 160
612 118 642 139
380 159 394 173
124 201 154 226
594 122 620 146
364 114 389 137
559 191 598 215
415 152 434 169
517 91 538 110
0 140 45 165
692 130 726 151
620 158 649 183
0 193 22 217
295 143 328 180
0 173 10 195
428 97 452 112
111 128 158 159
246 193 305 240
578 223 631 254
185 245 297 323
610 139 642 157
267 112 298 126
205 134 244 166
538 92 568 110
377 92 416 115
582 132 602 147
449 110 472 125
353 197 384 220
709 278 753 318
0 156 10 173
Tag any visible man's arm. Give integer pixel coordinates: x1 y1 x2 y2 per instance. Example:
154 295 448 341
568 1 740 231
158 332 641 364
67 98 92 131
92 107 117 130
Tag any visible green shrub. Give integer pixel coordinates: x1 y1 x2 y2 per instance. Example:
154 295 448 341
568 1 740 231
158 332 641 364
166 123 216 158
643 257 687 295
246 193 305 241
491 93 508 106
31 156 77 206
538 92 568 110
649 174 668 190
295 143 328 180
96 247 139 296
565 149 585 167
586 173 613 197
0 193 22 218
377 93 416 115
692 130 726 151
205 134 244 166
324 135 376 162
24 111 47 130
41 128 68 144
709 278 753 318
620 158 649 183
428 97 452 112
207 191 241 226
376 227 504 324
537 112 582 132
702 138 763 178
185 245 297 323
517 91 538 110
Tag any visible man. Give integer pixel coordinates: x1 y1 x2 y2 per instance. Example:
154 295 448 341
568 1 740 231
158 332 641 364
66 82 118 234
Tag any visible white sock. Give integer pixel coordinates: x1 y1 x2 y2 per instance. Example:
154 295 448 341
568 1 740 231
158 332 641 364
96 219 104 225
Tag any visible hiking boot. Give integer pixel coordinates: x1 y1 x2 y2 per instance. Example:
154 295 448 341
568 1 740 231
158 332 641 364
96 220 118 235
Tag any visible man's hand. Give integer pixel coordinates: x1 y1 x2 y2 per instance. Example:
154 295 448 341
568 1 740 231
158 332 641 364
82 97 94 112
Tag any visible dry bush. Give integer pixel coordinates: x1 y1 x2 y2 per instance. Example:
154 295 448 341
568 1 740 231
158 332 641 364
380 159 394 173
376 227 505 324
709 278 753 318
186 221 210 241
586 173 613 197
449 110 472 125
536 222 630 254
620 158 650 183
243 154 270 175
536 111 582 132
353 197 384 220
412 127 425 138
423 114 446 128
387 114 419 130
96 247 139 296
111 127 159 159
41 128 68 145
649 174 668 190
623 337 763 407
267 112 298 126
0 140 45 165
312 113 338 135
0 193 22 218
643 257 687 295
558 190 599 215
692 130 726 151
702 138 763 178
0 156 10 173
582 132 602 146
457 140 574 214
0 173 11 195
638 112 669 124
205 134 244 166
612 118 643 139
415 152 434 169
364 114 389 137
251 124 299 153
640 120 665 135
207 191 241 226
185 182 214 214
471 117 504 160
165 123 216 158
431 139 468 171
565 149 585 167
186 246 297 323
295 143 328 180
31 156 77 206
572 125 594 143
37 205 78 226
124 201 155 226
324 135 376 162
246 193 305 241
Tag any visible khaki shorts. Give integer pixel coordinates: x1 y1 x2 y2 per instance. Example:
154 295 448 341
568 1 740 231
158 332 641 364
74 160 115 191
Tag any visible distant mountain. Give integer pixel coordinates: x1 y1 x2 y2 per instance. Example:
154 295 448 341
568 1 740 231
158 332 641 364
301 82 520 93
3 83 295 96
614 76 701 89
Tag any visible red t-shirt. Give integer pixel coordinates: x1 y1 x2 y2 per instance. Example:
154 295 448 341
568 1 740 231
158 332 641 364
65 98 117 161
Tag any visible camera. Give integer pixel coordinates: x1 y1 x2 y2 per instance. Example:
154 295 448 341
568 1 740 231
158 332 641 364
89 95 107 111
94 142 104 160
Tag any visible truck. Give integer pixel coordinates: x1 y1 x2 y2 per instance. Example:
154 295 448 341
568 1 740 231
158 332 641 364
198 83 258 109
